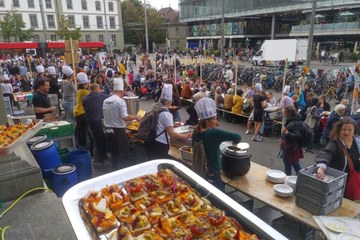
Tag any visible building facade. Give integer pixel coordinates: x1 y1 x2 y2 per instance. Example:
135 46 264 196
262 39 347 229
179 0 360 51
159 7 187 50
0 0 124 50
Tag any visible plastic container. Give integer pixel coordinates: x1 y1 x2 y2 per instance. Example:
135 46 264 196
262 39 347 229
57 148 70 163
295 184 345 205
52 164 78 197
297 165 347 194
26 135 47 150
67 150 92 182
295 195 342 215
31 140 61 178
36 121 75 139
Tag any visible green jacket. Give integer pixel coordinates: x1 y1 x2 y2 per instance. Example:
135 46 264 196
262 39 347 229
193 128 241 170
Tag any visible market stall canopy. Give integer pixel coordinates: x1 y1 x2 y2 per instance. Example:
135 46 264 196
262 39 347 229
0 42 38 49
47 41 105 49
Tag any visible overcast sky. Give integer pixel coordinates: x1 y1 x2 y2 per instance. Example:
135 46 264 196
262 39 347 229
147 0 179 11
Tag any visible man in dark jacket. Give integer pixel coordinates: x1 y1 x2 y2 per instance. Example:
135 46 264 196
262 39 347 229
83 83 109 167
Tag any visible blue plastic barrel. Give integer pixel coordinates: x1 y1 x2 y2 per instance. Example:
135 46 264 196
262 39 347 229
31 139 61 178
27 135 47 150
67 150 92 182
52 164 78 197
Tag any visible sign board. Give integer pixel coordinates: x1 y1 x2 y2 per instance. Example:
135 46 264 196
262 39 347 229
65 40 79 51
65 52 80 64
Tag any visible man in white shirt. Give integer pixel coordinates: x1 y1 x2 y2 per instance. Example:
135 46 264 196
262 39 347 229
102 78 142 170
225 65 234 82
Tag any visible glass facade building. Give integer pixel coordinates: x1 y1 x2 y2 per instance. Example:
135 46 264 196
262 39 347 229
179 0 360 49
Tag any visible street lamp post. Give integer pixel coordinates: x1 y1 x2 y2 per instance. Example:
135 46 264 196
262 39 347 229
306 0 316 68
39 0 47 58
144 0 149 54
220 0 225 64
103 0 109 53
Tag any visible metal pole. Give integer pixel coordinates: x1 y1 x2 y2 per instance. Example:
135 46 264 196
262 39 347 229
39 0 47 58
144 0 149 54
103 0 109 53
220 0 224 64
306 0 316 68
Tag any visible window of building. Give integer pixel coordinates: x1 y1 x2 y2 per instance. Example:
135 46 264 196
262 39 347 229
29 14 38 28
81 0 87 10
47 15 55 28
108 2 114 12
0 0 4 7
85 34 91 42
50 34 57 41
32 34 40 42
111 34 116 45
68 15 75 28
96 16 103 28
109 17 115 29
95 1 101 11
66 0 72 9
99 34 104 42
45 0 52 8
12 0 19 7
83 16 89 28
28 0 35 8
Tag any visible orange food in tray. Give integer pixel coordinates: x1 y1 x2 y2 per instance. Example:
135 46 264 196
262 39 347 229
79 169 259 239
0 122 36 148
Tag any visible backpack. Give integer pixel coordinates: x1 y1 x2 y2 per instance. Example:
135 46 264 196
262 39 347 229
287 120 313 147
242 102 252 114
106 69 113 78
192 138 208 178
137 109 168 142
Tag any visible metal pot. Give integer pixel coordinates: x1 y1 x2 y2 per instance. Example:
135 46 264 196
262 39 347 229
123 96 139 115
221 146 252 177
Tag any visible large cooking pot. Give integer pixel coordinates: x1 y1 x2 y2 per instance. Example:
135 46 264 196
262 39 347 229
221 145 251 177
123 96 139 116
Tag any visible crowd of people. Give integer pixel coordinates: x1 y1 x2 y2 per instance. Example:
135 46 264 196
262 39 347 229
0 51 359 199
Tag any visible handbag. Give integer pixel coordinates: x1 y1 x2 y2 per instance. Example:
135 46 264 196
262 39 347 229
340 144 360 200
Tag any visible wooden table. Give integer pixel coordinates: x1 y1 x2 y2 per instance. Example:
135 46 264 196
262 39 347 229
221 162 360 231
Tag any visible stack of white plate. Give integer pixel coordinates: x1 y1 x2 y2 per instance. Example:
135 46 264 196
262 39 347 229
273 184 293 197
285 176 297 190
266 170 286 184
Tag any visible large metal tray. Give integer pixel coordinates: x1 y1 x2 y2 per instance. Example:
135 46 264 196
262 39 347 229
0 120 42 156
62 160 287 240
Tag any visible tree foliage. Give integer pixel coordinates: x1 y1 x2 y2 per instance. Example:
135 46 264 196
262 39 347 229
56 15 81 40
0 10 32 41
121 0 166 48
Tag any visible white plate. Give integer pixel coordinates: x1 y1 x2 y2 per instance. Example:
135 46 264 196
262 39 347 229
273 184 293 197
266 170 286 184
338 232 360 240
285 176 297 189
323 219 351 233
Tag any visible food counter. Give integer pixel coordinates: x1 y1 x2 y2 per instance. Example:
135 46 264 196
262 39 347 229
62 160 287 240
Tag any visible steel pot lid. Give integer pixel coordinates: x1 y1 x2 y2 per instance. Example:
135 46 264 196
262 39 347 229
220 141 250 151
123 96 139 99
30 139 53 151
224 146 248 156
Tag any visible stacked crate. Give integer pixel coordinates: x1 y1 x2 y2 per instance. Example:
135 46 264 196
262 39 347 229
295 165 347 215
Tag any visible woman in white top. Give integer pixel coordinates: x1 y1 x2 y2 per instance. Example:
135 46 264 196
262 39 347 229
1 78 15 107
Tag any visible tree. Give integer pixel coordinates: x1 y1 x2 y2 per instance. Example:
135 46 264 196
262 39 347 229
56 15 81 40
0 10 32 41
121 0 166 49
